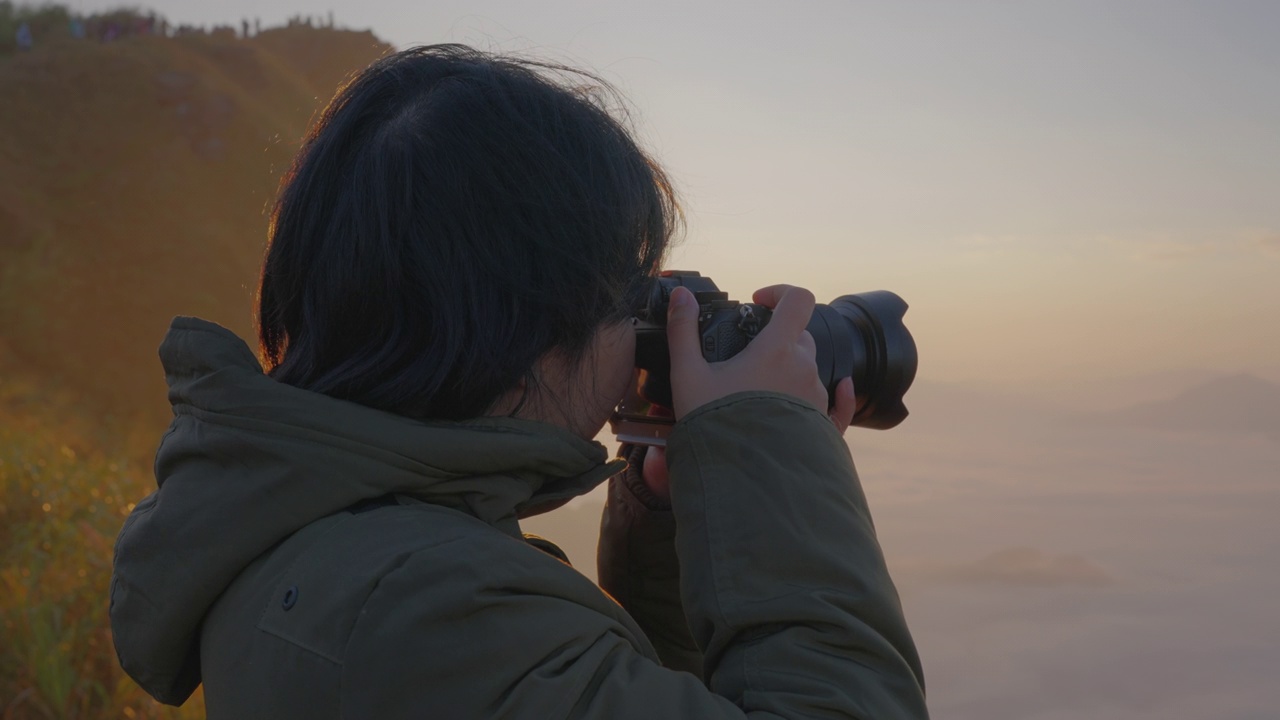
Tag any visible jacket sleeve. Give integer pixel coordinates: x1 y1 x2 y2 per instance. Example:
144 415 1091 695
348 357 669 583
342 391 927 719
597 444 704 677
665 391 927 718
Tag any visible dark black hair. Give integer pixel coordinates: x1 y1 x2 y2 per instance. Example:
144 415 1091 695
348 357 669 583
258 44 678 420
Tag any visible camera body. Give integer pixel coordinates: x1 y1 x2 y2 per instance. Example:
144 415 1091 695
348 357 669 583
610 271 918 447
631 272 772 409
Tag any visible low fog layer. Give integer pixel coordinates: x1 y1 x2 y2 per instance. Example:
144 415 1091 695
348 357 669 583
526 372 1280 719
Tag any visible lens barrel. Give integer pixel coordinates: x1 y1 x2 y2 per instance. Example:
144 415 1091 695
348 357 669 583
822 291 917 429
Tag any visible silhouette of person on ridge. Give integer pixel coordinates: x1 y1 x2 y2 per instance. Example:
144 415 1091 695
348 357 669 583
16 22 33 51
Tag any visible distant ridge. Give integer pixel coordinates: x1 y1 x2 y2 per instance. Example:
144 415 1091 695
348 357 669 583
1098 373 1280 436
0 26 391 426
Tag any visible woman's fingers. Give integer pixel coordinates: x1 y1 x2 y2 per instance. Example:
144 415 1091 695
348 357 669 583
641 446 671 504
664 286 713 418
829 377 856 434
665 286 704 367
751 285 816 345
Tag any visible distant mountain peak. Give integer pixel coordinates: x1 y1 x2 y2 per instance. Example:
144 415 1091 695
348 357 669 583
1102 372 1280 434
1175 372 1279 399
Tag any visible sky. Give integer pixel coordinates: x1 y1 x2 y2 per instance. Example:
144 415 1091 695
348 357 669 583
66 0 1280 390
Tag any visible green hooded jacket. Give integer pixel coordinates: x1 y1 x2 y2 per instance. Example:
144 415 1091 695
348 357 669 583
110 317 928 718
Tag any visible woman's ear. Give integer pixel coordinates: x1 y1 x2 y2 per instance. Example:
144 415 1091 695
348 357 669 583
485 374 531 418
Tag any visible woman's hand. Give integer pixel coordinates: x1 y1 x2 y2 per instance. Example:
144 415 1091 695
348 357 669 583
666 284 828 418
639 285 860 503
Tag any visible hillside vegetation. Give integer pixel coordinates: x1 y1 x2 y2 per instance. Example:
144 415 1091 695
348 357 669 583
1 21 390 718
1 21 391 428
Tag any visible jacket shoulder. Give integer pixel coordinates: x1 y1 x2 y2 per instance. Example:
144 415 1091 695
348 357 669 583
336 510 667 719
201 503 531 711
204 501 663 718
252 503 523 659
212 499 640 661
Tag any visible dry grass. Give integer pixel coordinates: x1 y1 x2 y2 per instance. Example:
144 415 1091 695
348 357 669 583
0 370 203 719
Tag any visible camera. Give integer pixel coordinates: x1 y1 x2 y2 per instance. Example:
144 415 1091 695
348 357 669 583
609 271 918 446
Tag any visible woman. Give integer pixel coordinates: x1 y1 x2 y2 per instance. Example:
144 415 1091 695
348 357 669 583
110 45 927 718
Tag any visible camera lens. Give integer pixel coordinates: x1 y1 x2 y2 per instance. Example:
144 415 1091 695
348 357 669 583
819 291 917 429
628 273 918 431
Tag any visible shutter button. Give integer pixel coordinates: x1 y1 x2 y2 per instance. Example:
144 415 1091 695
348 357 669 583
282 585 299 611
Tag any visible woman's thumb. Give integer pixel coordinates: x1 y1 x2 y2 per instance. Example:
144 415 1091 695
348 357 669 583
665 286 703 366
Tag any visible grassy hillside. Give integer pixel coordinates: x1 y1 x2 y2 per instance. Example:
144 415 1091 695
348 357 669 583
0 352 187 718
0 24 391 429
1 24 391 718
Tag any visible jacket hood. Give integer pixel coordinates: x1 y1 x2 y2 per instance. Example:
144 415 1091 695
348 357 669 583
110 317 624 705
